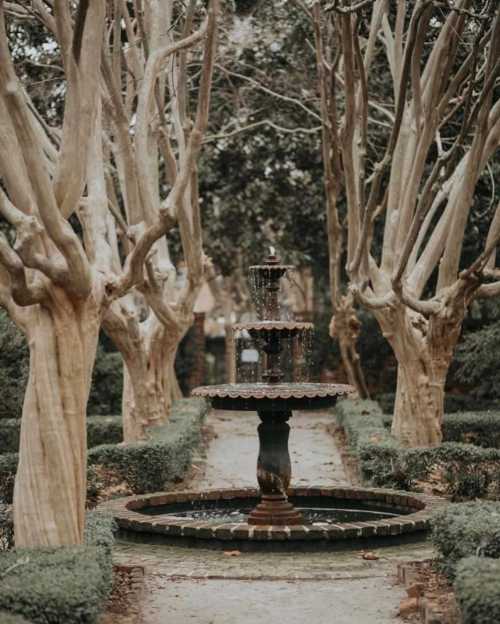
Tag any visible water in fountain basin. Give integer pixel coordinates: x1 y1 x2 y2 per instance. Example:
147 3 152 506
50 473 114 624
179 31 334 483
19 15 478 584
140 498 404 526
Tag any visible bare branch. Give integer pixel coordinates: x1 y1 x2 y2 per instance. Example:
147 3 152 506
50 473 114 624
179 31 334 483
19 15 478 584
0 235 46 306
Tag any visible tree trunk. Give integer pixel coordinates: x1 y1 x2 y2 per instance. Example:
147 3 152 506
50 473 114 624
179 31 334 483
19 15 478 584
376 305 461 447
120 327 186 442
391 357 446 446
329 298 369 398
14 290 101 547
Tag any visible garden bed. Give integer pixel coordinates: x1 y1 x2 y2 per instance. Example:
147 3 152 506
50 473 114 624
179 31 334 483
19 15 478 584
0 398 209 505
334 399 500 500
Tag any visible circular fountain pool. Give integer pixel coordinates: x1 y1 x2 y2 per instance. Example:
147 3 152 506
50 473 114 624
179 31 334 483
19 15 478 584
100 486 445 551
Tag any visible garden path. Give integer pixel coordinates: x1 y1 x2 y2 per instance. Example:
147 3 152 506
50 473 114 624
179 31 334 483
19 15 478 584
111 409 433 623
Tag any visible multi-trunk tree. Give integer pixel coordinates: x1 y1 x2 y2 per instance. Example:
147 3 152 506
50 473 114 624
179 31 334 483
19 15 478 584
0 0 219 546
312 0 500 446
96 0 219 442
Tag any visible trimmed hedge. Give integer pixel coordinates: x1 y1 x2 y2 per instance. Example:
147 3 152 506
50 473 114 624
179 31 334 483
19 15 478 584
0 613 33 624
1 416 122 455
379 409 500 449
335 399 500 499
0 398 207 504
431 502 500 578
442 411 500 448
455 557 500 624
0 512 115 624
376 392 499 415
88 397 208 493
0 454 17 504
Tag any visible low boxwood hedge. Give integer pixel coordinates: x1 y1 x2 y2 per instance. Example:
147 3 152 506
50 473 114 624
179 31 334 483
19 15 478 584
0 512 115 624
1 416 123 455
0 613 33 623
335 399 500 499
376 393 499 415
0 454 17 505
455 557 500 624
0 398 208 504
431 502 500 578
379 409 500 448
88 397 208 493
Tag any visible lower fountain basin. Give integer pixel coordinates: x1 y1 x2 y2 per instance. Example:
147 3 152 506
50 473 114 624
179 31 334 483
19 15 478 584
100 486 445 551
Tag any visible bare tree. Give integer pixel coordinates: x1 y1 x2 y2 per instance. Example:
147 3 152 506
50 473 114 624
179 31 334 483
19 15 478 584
0 0 219 546
98 1 219 442
312 0 500 446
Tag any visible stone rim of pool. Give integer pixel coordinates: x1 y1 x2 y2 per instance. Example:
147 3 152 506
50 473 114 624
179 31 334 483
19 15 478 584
99 485 445 547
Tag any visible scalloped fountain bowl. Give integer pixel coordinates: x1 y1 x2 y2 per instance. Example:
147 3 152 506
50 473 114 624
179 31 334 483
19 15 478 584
192 382 352 411
100 486 446 551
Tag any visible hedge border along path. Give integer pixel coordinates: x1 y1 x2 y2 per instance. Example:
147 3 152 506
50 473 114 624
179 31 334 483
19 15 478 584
334 398 500 499
0 512 115 624
0 397 209 504
454 557 500 624
0 416 123 455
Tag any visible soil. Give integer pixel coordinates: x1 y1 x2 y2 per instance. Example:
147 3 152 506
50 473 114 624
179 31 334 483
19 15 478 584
399 560 460 624
100 564 145 624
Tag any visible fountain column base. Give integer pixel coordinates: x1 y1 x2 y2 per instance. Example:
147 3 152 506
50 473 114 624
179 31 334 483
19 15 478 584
248 410 304 526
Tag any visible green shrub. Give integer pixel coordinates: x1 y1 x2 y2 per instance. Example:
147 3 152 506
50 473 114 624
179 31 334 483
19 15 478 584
86 416 122 448
335 400 500 498
376 392 498 415
0 501 13 550
0 312 29 420
454 320 500 402
0 454 17 504
0 416 122 455
455 557 500 624
0 400 207 503
378 410 500 448
88 398 208 493
431 502 500 578
0 420 21 455
0 513 115 624
0 316 123 420
442 411 500 448
0 613 33 624
87 346 123 416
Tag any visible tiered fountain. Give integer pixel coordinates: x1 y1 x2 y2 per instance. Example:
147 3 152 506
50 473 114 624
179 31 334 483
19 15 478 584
193 249 352 525
103 250 444 548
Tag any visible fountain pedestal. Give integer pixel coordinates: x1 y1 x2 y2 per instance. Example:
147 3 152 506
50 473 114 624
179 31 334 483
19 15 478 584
248 411 303 525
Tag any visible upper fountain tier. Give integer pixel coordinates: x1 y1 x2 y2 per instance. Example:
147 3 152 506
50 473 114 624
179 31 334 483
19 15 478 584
192 248 353 410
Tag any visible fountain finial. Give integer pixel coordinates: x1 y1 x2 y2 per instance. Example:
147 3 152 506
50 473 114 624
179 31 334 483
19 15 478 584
265 246 279 265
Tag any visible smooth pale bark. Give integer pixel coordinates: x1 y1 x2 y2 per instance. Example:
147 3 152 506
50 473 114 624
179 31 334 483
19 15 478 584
107 317 187 441
14 284 102 546
375 304 462 447
330 299 369 398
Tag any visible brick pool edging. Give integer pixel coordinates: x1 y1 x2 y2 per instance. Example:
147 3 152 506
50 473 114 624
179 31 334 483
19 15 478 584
99 486 446 542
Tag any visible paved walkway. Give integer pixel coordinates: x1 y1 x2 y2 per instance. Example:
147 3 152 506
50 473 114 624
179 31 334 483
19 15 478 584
112 410 433 623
